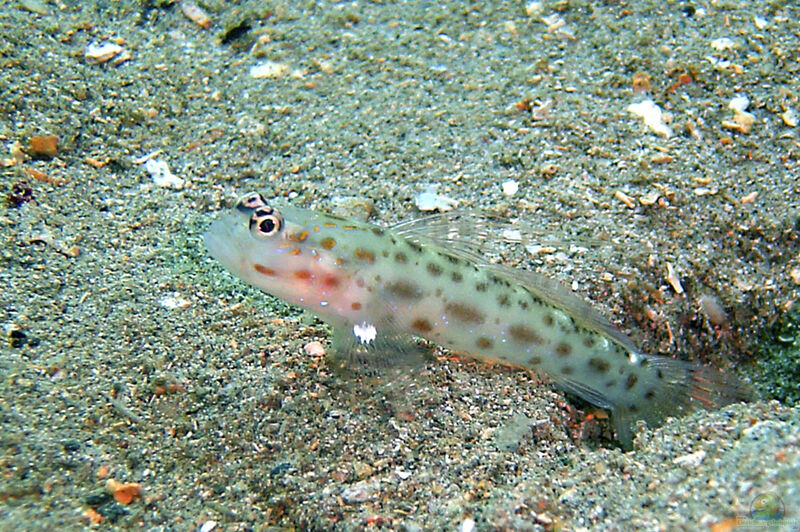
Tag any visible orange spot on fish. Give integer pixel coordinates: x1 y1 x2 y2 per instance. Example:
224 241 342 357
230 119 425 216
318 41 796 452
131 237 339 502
289 247 301 256
322 275 340 288
353 248 375 264
254 264 276 276
294 270 312 280
289 230 308 242
321 237 336 249
351 302 362 310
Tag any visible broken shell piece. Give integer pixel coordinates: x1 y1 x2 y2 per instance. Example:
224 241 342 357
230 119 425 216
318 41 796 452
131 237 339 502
144 159 184 189
614 190 636 209
790 267 800 286
250 60 290 79
85 42 124 64
780 108 797 127
639 191 660 206
728 95 749 113
710 37 735 51
414 184 458 212
181 1 211 29
626 99 672 138
722 111 755 134
665 262 684 294
501 179 519 196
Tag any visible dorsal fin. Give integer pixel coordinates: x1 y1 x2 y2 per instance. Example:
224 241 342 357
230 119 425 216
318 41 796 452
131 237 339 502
391 210 635 351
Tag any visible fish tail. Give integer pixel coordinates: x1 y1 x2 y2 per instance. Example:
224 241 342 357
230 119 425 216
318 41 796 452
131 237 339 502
611 354 754 449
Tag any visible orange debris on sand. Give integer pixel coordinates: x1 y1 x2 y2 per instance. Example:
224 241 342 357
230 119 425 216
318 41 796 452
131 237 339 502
29 135 58 158
106 479 141 505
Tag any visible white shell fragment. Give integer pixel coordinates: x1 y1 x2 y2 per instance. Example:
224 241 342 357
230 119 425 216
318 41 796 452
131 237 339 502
85 42 124 64
729 95 749 113
145 158 184 189
198 522 217 532
710 37 735 51
158 295 192 309
250 60 290 79
665 262 684 294
626 99 672 138
414 184 458 212
501 179 519 196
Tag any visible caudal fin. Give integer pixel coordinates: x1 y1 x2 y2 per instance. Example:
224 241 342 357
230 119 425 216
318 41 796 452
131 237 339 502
611 355 754 449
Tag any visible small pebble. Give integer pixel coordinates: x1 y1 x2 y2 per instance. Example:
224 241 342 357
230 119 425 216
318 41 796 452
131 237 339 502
304 341 326 357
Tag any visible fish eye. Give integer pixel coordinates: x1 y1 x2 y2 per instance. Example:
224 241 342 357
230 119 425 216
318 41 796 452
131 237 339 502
249 207 283 239
236 192 268 213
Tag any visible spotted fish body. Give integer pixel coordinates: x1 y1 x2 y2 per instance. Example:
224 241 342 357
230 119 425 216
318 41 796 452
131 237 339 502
204 192 750 447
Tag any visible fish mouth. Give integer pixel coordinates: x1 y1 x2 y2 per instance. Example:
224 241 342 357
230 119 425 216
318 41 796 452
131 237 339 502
203 214 247 271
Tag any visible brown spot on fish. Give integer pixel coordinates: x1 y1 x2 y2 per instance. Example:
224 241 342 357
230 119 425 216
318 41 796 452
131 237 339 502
561 366 574 375
351 302 362 310
490 274 510 287
385 280 422 300
644 389 656 400
625 373 638 390
371 227 385 236
497 293 510 307
444 254 462 265
555 342 572 356
656 369 664 380
588 357 610 373
542 314 554 327
528 356 542 365
451 271 463 282
354 248 375 264
508 324 543 344
394 251 408 263
583 337 596 348
518 300 528 309
605 380 617 388
427 263 443 276
294 270 312 280
476 282 487 292
411 318 433 333
356 278 365 288
253 264 276 276
321 237 336 250
445 302 485 324
407 241 423 254
322 275 340 289
476 336 492 349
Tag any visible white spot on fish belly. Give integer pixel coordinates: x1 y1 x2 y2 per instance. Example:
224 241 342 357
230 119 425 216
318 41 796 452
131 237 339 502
353 322 377 344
